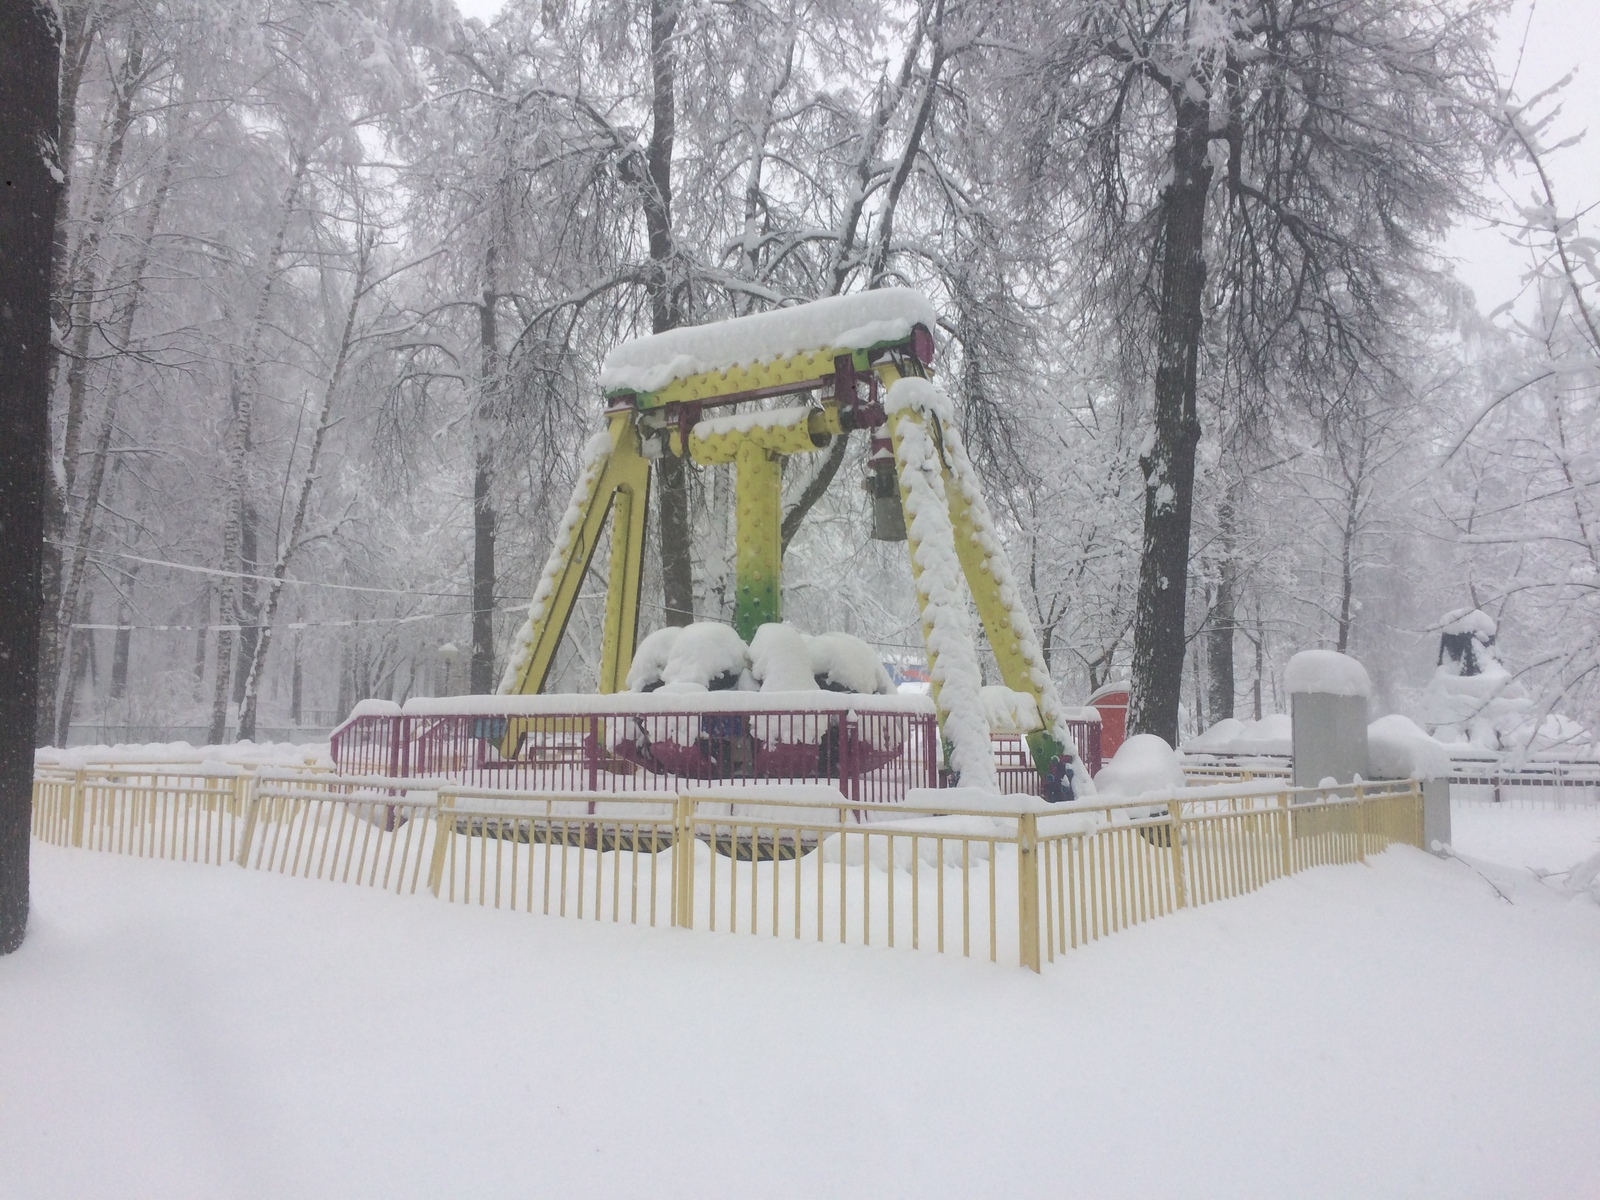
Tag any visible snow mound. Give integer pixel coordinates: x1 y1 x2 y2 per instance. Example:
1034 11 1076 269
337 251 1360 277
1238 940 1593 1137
600 288 938 395
749 624 819 692
1093 734 1186 800
1184 714 1292 756
980 685 1041 734
807 632 894 695
1285 650 1371 698
661 623 751 691
1367 714 1452 780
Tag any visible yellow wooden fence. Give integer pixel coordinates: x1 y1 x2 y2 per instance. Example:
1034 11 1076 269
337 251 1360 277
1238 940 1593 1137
32 766 1422 971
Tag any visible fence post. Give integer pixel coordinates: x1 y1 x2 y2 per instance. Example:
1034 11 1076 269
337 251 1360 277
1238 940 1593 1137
1168 800 1187 909
1278 792 1293 876
69 769 87 848
1354 782 1367 863
234 774 263 866
673 793 695 929
1017 811 1040 972
427 791 456 898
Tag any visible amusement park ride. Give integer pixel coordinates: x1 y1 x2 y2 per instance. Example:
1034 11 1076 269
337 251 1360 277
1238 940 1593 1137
332 290 1097 802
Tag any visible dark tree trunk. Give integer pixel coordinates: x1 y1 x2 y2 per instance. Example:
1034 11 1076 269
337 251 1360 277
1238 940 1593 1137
645 0 693 626
1205 495 1237 725
1128 97 1212 747
0 1 62 953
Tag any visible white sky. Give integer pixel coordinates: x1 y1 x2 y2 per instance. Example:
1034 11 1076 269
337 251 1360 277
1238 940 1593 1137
448 0 1599 317
1447 0 1600 316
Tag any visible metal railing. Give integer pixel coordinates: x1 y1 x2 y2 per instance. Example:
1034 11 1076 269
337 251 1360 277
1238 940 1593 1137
32 766 1423 971
331 701 1104 803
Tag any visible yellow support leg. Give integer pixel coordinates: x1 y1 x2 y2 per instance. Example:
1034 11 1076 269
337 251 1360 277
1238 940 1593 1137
501 411 652 698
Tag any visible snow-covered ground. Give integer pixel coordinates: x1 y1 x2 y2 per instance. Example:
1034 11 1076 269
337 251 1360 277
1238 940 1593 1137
3 808 1598 1199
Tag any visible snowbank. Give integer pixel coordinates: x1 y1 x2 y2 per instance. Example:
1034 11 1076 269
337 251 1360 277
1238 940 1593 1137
1183 714 1292 757
600 288 938 395
10 823 1599 1198
1285 649 1371 698
38 740 332 771
1367 714 1453 781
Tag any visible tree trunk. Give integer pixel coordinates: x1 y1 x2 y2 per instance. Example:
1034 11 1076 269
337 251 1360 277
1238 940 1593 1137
472 271 498 692
1128 97 1212 747
35 2 97 746
239 256 366 738
0 1 62 953
110 571 133 702
644 0 694 626
210 155 306 743
37 28 143 741
1205 495 1237 724
192 586 209 697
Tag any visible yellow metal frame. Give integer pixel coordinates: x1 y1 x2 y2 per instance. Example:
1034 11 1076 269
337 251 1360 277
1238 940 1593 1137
501 410 651 697
505 333 1066 773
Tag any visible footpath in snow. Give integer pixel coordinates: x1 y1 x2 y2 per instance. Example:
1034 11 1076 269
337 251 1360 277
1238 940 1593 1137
2 809 1598 1200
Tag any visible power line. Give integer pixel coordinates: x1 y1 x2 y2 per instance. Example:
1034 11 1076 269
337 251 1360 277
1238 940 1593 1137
70 606 529 633
65 545 475 599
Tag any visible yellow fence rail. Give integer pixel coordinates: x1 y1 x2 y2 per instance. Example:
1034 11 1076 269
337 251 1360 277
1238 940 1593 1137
32 766 1423 971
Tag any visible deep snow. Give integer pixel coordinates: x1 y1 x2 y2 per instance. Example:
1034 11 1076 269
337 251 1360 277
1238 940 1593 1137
2 809 1598 1199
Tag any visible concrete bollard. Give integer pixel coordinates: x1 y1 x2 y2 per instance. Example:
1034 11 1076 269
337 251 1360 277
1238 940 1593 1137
1287 650 1371 790
1422 776 1452 854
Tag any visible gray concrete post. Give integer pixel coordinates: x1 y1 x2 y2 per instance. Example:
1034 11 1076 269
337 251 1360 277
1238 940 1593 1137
1291 692 1370 790
1422 776 1452 854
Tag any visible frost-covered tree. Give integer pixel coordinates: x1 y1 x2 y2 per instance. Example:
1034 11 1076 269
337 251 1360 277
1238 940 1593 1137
989 0 1501 743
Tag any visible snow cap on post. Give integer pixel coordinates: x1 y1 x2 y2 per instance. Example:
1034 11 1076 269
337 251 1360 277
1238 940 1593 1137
1285 649 1371 698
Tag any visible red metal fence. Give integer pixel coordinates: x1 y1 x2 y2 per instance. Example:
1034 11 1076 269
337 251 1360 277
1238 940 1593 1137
332 702 1102 804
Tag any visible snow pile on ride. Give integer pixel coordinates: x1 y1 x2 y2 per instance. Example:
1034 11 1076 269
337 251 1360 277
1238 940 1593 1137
808 632 895 695
1284 649 1372 698
981 685 1042 734
498 430 614 694
600 288 938 395
748 623 818 692
659 623 751 692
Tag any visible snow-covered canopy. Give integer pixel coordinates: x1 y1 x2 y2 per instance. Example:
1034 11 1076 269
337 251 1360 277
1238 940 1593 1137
600 288 938 395
1441 608 1497 639
1285 650 1372 698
